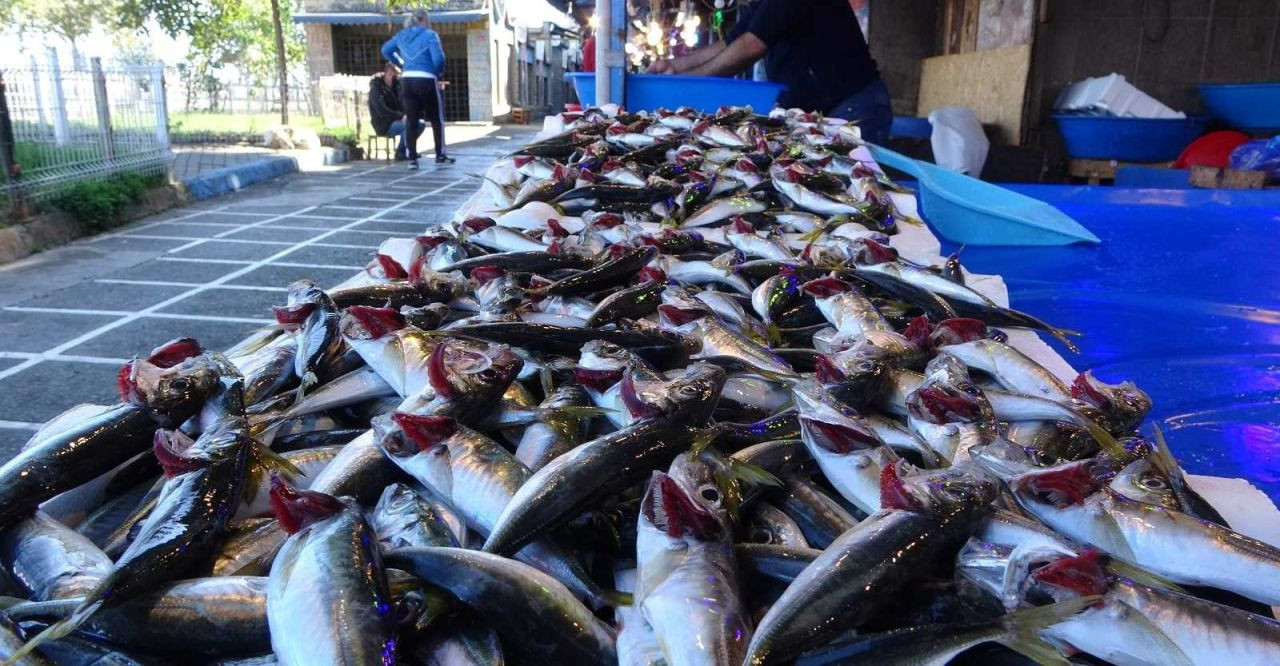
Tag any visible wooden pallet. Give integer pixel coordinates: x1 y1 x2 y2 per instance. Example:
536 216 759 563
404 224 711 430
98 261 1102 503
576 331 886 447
511 107 531 125
1068 158 1173 185
1189 165 1268 189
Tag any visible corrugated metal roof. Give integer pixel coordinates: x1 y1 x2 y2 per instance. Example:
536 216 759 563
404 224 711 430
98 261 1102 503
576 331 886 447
292 9 487 25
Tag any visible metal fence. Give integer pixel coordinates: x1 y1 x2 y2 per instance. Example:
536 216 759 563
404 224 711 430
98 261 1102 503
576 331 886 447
0 49 171 211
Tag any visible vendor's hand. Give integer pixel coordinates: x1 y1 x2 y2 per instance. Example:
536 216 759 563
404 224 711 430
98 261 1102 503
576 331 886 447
647 59 676 75
438 80 449 90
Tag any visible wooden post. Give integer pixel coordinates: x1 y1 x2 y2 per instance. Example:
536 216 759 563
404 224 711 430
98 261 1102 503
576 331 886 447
91 57 114 161
0 73 27 219
47 47 70 145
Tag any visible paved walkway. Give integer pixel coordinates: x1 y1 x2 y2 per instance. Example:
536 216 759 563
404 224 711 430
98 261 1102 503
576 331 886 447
0 127 538 457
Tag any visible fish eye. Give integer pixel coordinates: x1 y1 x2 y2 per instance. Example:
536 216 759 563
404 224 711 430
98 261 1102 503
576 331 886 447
699 484 721 504
679 385 701 396
1139 475 1167 491
169 378 189 391
750 527 773 543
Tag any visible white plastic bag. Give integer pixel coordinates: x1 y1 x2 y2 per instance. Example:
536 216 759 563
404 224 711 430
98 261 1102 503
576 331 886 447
928 107 989 176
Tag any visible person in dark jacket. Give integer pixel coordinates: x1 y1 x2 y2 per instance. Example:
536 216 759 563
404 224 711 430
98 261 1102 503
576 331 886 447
368 62 423 160
647 0 892 144
381 8 453 168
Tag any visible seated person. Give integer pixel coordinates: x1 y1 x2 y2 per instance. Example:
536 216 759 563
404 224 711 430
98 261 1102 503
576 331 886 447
368 62 425 159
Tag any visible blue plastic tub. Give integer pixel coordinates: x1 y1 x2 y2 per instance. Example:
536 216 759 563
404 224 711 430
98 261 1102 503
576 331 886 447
566 73 785 113
1054 115 1209 162
890 116 932 139
1199 83 1280 132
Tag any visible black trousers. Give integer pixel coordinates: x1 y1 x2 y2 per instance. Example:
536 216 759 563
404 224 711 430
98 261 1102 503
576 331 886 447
402 77 446 160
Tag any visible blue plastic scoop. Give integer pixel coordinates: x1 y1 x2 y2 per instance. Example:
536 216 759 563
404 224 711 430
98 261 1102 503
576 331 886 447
868 144 1100 246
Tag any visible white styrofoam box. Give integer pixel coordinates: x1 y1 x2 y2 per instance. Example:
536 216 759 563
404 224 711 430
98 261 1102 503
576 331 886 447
1054 73 1185 119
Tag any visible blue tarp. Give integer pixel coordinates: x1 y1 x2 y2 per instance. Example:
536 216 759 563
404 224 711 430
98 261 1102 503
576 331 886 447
950 185 1280 501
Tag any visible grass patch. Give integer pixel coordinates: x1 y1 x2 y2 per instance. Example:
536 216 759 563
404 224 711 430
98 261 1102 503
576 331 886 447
171 112 330 136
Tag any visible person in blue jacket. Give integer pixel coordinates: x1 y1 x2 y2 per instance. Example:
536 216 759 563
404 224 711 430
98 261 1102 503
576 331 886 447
381 9 453 168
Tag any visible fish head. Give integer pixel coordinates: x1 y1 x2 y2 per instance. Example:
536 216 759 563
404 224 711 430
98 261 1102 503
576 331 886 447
969 437 1053 482
799 414 882 455
272 280 331 328
1012 459 1105 508
849 238 898 265
153 428 207 477
906 383 991 425
340 306 407 340
931 318 991 348
1107 457 1178 509
662 362 727 422
426 338 524 401
118 339 222 425
641 469 726 542
269 472 344 534
392 413 459 454
886 463 999 517
1071 371 1152 432
574 340 629 392
818 347 889 409
956 538 1091 610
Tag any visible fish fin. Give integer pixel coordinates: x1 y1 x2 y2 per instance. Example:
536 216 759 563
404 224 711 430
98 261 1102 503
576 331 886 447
602 589 634 608
726 458 783 489
1095 492 1138 562
244 439 303 506
540 406 612 441
0 596 25 612
1079 419 1127 462
797 228 825 243
5 598 103 666
1147 424 1182 484
996 596 1099 666
766 322 783 347
1113 599 1195 666
687 426 720 458
539 367 555 399
1104 559 1186 594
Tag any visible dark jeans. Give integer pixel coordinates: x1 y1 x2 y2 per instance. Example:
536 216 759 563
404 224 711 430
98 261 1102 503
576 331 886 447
402 77 446 160
387 119 427 157
828 78 893 145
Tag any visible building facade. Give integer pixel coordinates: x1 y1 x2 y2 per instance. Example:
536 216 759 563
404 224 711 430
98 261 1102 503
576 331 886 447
294 0 580 124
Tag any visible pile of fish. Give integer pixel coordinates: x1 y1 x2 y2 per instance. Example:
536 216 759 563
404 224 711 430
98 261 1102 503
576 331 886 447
1 104 1279 666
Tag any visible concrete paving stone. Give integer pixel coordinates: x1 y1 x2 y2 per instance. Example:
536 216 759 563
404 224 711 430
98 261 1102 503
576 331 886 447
85 236 193 254
220 226 330 243
0 361 122 423
228 264 356 289
0 428 32 461
0 359 21 372
167 240 286 262
224 203 311 215
16 282 189 311
0 311 120 353
158 288 283 320
182 212 273 225
126 222 236 238
65 317 261 359
261 215 345 229
308 207 377 220
350 221 430 234
320 231 397 247
275 245 373 267
104 259 232 284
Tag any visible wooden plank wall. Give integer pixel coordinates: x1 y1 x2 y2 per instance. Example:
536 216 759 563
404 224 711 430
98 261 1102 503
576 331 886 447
1026 0 1280 153
868 0 938 116
919 44 1033 143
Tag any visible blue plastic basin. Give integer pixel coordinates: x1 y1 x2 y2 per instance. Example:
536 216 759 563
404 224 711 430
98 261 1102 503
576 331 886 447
1054 115 1209 162
890 116 932 139
566 73 785 113
1199 83 1280 133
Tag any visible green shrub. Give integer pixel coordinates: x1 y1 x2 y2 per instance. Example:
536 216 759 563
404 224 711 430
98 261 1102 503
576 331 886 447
46 172 165 232
323 127 358 146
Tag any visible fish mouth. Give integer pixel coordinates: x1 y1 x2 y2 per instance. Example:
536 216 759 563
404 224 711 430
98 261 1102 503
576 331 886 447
426 339 523 399
393 413 459 452
117 338 204 405
642 471 723 540
375 254 409 279
907 384 986 424
573 366 624 392
269 473 343 534
271 303 317 327
153 429 205 477
1014 461 1103 507
340 306 406 340
799 416 880 454
657 303 708 326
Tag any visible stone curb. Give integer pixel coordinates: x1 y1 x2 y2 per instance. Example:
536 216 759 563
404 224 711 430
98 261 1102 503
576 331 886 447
182 155 301 201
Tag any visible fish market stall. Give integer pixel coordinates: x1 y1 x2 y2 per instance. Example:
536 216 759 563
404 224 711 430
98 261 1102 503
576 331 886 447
2 104 1280 665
